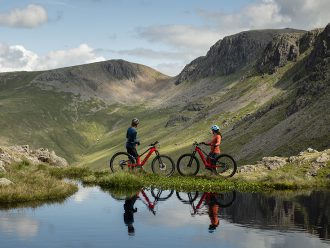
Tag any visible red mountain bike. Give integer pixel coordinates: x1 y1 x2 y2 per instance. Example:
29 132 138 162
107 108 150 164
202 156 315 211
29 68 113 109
177 142 237 177
176 191 236 215
110 141 175 177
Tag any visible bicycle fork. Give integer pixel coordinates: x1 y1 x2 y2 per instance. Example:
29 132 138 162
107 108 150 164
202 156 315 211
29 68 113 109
188 151 196 168
156 151 166 170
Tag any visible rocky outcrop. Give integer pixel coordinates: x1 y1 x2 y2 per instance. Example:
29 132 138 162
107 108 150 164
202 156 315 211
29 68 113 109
257 33 303 74
0 145 69 168
238 148 330 177
165 115 191 127
185 103 206 111
286 24 330 116
176 29 305 84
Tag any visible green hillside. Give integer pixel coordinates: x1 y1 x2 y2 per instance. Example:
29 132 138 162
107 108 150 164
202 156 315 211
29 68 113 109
0 25 329 170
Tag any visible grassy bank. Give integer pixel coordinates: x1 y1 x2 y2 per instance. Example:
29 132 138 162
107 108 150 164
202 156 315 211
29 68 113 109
0 162 78 204
48 160 330 192
1 157 329 205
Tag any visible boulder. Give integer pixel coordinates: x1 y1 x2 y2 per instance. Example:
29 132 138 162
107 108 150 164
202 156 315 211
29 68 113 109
262 156 287 170
307 147 318 153
0 161 6 172
0 178 13 186
316 153 329 163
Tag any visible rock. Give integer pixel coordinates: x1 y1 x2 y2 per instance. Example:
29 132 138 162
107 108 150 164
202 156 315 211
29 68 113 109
316 153 329 163
288 156 299 163
0 161 6 172
176 29 305 84
165 115 190 127
49 151 68 167
0 145 69 167
186 103 206 111
262 156 287 170
0 178 13 186
307 148 318 153
237 164 263 173
258 33 303 74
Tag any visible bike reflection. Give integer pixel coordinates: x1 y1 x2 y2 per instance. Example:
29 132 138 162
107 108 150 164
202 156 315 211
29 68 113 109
119 188 174 236
176 191 236 232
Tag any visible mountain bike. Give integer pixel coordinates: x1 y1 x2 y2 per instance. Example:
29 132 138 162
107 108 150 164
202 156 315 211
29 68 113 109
110 141 175 177
176 191 236 216
177 142 237 177
142 189 174 215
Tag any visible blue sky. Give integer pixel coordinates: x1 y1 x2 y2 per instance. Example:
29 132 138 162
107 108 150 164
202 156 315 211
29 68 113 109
0 0 329 75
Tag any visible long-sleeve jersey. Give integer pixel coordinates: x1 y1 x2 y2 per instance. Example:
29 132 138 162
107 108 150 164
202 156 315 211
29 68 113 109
126 127 140 148
207 134 221 154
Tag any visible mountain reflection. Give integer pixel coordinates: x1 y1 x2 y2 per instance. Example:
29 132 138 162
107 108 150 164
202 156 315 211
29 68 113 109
221 191 330 240
106 187 329 241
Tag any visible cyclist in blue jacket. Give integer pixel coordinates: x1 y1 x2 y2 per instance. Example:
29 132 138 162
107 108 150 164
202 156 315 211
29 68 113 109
126 118 140 160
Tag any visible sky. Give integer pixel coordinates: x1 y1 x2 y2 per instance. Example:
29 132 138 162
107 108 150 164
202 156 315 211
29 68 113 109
0 0 329 76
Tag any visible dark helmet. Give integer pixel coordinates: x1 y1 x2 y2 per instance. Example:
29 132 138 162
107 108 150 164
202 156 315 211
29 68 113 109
132 118 139 126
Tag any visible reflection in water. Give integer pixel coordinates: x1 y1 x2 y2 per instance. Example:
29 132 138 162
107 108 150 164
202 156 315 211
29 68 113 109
0 213 39 238
176 191 236 232
0 185 329 248
123 194 138 236
122 189 174 235
222 191 330 240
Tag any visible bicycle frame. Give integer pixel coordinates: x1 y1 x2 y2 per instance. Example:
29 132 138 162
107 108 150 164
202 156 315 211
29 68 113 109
193 146 216 169
187 193 215 216
129 146 159 168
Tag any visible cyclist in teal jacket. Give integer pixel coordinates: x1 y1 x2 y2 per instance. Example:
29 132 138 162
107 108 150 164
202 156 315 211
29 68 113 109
126 118 140 160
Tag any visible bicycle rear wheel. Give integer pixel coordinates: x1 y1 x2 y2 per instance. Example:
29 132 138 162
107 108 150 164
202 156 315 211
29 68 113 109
151 155 175 177
214 191 236 208
110 152 135 173
177 154 200 176
176 191 199 203
214 154 237 178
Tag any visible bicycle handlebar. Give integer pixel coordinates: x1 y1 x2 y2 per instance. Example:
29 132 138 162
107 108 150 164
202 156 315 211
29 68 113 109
149 141 159 147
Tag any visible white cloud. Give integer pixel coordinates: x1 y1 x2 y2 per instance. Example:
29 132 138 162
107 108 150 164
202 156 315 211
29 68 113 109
137 25 220 53
135 0 330 70
0 43 105 72
0 4 48 28
198 0 330 32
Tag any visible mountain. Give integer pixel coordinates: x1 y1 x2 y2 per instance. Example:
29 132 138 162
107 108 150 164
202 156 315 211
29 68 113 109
0 24 329 168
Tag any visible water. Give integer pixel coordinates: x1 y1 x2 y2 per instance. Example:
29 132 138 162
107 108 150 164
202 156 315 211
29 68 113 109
0 184 329 248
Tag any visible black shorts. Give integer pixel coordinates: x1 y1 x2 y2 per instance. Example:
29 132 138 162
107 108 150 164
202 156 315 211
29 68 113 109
126 147 138 159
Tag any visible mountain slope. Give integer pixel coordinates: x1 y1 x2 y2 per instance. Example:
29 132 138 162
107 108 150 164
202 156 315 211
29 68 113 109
0 25 329 169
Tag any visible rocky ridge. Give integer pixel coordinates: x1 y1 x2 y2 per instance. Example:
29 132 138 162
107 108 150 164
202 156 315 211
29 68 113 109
176 28 306 84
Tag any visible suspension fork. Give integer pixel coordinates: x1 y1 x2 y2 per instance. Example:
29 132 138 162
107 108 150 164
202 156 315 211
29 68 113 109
155 150 165 168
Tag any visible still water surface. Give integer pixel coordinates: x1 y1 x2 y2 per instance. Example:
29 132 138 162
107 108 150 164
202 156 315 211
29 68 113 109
0 184 329 248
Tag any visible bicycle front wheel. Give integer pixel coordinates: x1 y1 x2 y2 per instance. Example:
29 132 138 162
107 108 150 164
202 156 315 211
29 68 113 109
214 154 237 178
177 154 200 176
110 152 135 173
151 188 174 201
151 155 175 177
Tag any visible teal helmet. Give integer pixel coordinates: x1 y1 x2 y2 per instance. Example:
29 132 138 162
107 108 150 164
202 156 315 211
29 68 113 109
211 125 220 132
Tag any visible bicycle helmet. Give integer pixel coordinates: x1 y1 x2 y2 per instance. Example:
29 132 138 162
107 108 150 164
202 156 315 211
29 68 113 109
132 118 139 126
211 125 220 132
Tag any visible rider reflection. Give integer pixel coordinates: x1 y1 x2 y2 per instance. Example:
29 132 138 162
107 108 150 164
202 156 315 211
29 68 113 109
207 194 220 232
123 194 138 236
